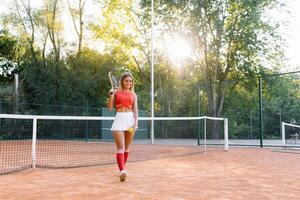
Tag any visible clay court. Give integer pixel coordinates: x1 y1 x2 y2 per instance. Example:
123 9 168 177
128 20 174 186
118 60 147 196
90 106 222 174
1 147 299 200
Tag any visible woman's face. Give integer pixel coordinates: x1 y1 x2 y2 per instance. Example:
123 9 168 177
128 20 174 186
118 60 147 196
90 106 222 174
122 76 133 90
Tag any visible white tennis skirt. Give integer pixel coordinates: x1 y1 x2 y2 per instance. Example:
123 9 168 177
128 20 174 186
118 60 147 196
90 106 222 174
111 112 135 131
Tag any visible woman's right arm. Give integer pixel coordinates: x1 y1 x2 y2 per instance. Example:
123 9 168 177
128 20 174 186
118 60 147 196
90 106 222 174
107 93 115 111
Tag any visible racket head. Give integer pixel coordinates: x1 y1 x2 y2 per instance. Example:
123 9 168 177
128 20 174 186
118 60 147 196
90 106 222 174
108 71 119 90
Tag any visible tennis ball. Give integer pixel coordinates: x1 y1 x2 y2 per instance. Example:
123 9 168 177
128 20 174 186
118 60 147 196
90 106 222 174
128 127 134 134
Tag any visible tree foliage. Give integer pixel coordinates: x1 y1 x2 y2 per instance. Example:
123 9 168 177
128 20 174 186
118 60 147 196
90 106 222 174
0 30 18 79
1 0 300 140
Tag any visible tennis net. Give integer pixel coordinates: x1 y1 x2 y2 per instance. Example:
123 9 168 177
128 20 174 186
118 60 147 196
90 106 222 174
281 122 300 147
0 114 228 175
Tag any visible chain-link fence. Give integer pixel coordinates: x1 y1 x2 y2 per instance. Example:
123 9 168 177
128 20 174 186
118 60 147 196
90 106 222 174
152 71 300 148
0 100 102 116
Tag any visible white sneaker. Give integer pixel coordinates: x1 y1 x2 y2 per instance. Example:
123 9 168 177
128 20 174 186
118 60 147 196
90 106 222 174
119 170 127 182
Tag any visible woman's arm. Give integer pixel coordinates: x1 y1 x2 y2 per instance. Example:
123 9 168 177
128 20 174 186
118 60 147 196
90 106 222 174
107 93 115 111
133 93 138 129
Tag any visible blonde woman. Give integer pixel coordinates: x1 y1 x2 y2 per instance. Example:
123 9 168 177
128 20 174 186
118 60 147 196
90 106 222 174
107 72 138 182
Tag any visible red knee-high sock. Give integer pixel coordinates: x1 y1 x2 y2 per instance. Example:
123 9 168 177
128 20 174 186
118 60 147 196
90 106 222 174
116 153 125 171
124 151 129 164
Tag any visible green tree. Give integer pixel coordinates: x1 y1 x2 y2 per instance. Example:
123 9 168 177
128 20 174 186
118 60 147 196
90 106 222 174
153 0 284 138
67 0 86 57
0 30 18 83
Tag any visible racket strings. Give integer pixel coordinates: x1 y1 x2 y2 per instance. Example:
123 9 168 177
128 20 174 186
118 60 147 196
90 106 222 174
112 76 119 88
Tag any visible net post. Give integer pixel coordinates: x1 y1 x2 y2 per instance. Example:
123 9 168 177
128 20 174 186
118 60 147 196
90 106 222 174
204 118 206 153
224 118 229 151
281 122 286 147
32 118 37 168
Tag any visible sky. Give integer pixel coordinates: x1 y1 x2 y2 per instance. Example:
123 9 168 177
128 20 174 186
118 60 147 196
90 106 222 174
0 0 300 70
275 0 300 69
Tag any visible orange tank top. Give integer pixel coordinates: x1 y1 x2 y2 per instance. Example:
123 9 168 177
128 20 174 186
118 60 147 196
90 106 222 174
115 91 134 109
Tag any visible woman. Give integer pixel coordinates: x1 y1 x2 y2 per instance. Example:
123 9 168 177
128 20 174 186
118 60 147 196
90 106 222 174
107 72 138 182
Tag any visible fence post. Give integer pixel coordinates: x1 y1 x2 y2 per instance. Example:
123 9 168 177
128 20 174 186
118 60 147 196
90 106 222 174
259 77 263 148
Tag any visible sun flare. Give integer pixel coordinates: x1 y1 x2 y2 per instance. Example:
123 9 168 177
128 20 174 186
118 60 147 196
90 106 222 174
164 35 192 67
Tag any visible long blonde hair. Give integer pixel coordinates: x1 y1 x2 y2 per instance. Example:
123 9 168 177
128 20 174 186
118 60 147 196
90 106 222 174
119 72 135 92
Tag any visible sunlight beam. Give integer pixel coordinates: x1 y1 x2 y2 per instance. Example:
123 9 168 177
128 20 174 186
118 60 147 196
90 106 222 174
164 35 192 67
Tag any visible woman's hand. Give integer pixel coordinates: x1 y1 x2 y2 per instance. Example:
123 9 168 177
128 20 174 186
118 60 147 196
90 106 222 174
107 91 115 111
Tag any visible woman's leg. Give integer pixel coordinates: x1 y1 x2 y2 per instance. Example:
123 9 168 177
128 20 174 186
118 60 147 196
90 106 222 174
113 131 125 171
124 130 135 164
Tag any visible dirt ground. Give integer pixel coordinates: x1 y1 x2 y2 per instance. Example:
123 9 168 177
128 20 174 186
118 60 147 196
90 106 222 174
0 147 299 200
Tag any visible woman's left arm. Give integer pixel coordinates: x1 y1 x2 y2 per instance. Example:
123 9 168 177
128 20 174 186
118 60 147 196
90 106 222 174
133 93 138 129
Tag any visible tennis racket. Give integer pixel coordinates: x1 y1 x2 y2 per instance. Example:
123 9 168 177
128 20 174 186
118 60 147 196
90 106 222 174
108 72 119 95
